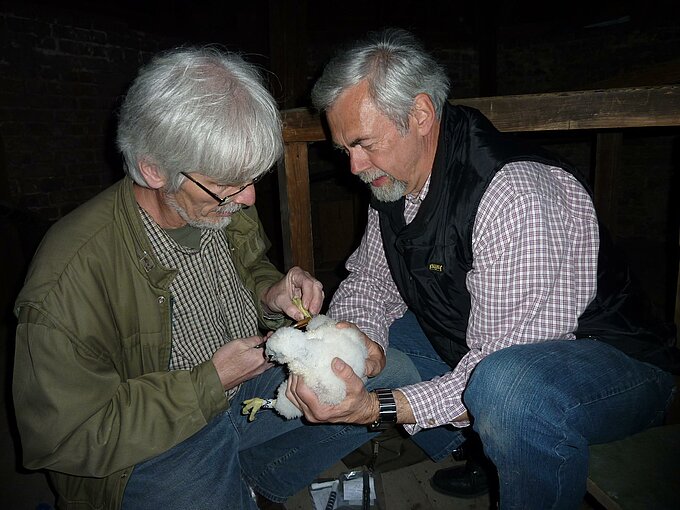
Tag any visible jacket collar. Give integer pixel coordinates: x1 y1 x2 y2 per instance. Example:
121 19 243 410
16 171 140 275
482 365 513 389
116 177 177 289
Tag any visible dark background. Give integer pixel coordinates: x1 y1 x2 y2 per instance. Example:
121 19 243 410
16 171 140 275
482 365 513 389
1 1 679 506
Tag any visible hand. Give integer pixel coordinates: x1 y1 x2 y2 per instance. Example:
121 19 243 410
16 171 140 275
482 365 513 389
335 321 385 377
261 266 324 320
211 336 274 390
285 358 376 425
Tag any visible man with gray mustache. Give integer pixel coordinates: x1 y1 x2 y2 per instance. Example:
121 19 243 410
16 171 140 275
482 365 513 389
285 28 678 509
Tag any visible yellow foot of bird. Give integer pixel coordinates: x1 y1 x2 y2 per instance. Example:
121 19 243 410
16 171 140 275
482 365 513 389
241 397 276 421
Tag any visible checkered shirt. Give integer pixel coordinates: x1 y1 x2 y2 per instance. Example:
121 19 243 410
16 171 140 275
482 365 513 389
141 209 259 401
328 161 599 431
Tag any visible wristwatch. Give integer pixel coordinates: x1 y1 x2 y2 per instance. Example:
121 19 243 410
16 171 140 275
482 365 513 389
368 388 397 431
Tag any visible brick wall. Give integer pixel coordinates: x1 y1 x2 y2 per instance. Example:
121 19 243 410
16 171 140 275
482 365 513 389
0 4 176 222
496 18 680 95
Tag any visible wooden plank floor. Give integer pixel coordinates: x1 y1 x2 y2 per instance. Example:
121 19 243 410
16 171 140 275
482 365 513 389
287 457 603 510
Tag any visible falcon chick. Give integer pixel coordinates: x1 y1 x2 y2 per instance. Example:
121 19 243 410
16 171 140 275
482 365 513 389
242 314 368 420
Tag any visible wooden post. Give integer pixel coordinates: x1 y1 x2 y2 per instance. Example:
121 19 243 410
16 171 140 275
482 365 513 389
278 142 314 273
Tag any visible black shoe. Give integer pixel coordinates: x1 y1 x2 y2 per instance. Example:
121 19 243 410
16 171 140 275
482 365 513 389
430 459 489 498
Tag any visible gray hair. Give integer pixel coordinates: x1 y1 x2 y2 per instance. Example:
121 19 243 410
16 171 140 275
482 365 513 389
117 46 283 190
311 28 450 133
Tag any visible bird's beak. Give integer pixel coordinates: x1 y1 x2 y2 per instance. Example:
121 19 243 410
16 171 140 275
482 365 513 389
293 317 310 330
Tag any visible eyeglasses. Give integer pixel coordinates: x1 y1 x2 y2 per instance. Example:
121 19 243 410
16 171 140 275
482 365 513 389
180 172 264 206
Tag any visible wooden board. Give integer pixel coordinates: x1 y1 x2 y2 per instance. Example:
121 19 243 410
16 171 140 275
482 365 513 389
587 425 680 510
282 85 680 143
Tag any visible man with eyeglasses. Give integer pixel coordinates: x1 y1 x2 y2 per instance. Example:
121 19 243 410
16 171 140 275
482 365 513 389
12 46 418 510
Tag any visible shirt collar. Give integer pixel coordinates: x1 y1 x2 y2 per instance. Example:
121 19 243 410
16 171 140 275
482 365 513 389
405 174 432 205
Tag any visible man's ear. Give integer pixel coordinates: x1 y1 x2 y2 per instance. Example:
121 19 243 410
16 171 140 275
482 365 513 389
138 160 167 189
411 93 437 136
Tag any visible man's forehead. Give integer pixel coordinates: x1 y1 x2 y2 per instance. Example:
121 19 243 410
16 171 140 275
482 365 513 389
328 81 371 116
326 85 377 145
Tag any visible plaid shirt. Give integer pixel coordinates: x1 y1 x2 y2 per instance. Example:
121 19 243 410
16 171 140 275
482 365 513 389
141 209 259 401
328 161 599 431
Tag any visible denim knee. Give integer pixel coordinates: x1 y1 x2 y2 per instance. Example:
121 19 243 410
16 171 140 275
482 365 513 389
462 344 570 447
464 348 528 445
463 339 677 447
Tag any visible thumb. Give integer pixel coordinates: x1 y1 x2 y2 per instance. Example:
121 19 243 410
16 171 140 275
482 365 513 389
332 357 351 378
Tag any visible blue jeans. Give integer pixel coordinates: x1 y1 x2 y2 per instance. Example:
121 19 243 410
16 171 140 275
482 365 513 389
387 311 468 461
122 347 420 509
390 311 676 509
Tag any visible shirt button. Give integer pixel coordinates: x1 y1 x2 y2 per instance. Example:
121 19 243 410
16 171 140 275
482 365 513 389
158 296 165 304
427 418 436 426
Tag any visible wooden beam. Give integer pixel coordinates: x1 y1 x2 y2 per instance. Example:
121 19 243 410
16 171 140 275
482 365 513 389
282 107 326 143
458 86 680 132
282 85 680 142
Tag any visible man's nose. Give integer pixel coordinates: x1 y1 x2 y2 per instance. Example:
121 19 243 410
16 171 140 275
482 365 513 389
233 185 256 207
349 149 371 175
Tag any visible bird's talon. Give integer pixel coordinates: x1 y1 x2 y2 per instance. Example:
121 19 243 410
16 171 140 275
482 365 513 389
242 397 276 421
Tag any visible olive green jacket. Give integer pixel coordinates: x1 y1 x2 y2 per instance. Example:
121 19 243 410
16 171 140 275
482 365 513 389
13 177 285 509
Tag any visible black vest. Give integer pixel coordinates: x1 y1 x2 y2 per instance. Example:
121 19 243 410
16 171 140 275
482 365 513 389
373 104 678 373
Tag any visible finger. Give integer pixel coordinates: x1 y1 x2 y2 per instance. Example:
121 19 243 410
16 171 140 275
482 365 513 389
287 267 302 297
252 347 273 366
364 359 380 377
276 302 302 321
288 268 323 313
290 374 322 415
302 276 325 315
306 281 324 315
290 373 314 401
249 336 266 349
286 374 304 409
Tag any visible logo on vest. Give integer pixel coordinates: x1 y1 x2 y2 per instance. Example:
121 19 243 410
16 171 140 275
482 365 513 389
428 263 444 272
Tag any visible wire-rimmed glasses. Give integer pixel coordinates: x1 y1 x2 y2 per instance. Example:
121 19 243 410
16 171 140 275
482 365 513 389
180 172 264 205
